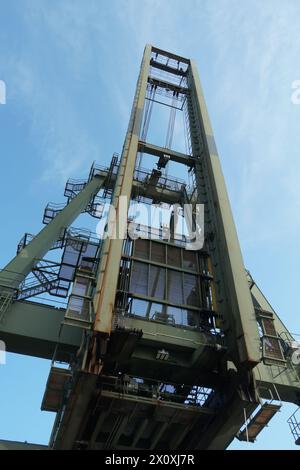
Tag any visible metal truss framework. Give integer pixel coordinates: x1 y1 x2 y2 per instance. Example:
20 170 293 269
0 45 299 450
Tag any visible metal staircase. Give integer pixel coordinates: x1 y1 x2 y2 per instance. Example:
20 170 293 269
16 223 102 302
43 196 105 224
18 260 70 300
18 278 60 300
65 178 105 215
64 178 87 199
43 203 65 224
17 232 65 254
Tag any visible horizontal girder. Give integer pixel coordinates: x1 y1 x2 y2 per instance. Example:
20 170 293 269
138 141 194 167
0 300 80 360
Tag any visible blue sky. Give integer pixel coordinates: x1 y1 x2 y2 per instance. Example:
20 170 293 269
1 0 300 449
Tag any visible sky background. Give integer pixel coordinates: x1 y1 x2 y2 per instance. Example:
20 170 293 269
1 0 300 450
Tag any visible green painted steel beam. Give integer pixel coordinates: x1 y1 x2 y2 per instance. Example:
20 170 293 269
93 45 152 333
0 300 80 360
138 141 194 167
1 295 298 404
0 174 105 290
187 62 261 368
255 364 300 404
0 297 218 366
52 372 98 449
116 315 219 351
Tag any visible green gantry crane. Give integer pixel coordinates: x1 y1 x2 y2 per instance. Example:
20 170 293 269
0 45 299 450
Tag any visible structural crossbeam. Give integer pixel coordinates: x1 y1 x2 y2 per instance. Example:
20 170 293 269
0 300 80 360
151 46 190 65
150 58 187 76
148 77 188 95
138 141 194 167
